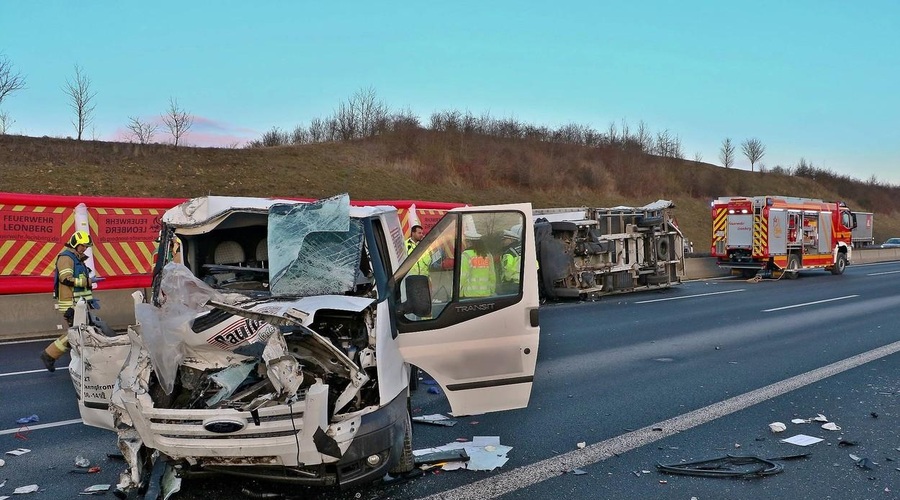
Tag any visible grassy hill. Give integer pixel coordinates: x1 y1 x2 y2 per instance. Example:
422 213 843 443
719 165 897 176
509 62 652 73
2 132 898 252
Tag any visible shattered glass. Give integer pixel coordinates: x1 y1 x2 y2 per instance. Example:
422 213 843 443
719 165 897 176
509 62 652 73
268 194 364 297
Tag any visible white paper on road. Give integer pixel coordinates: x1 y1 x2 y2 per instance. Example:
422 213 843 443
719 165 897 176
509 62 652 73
413 436 511 471
4 448 30 456
781 434 824 446
13 484 40 494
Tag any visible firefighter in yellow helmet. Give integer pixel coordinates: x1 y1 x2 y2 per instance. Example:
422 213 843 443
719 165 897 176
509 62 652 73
40 230 95 372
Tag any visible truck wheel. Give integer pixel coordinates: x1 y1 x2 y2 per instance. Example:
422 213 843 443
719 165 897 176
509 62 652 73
785 255 801 279
389 412 414 474
831 253 847 275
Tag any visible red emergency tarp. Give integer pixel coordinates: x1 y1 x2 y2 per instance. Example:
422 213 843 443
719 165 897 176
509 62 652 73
0 192 463 295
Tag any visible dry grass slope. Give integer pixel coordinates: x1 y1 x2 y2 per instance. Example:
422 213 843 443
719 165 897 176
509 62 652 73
1 133 898 251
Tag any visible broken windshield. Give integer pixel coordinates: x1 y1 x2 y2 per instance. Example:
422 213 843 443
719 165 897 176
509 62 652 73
268 194 364 297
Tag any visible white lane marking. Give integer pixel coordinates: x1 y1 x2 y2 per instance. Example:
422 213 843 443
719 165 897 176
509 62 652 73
762 295 859 312
0 369 50 378
420 338 900 500
0 418 83 436
634 289 744 304
0 337 60 345
867 270 900 276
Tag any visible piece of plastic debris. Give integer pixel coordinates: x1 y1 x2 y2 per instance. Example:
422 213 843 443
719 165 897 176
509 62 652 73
412 414 458 427
13 485 39 494
0 458 5 467
14 415 38 425
856 458 874 470
5 448 30 456
427 386 441 394
791 418 808 424
769 422 786 433
0 478 5 487
576 442 586 449
813 414 828 423
657 455 784 478
849 454 862 462
870 412 878 418
79 484 112 495
571 469 587 475
821 422 841 431
659 480 668 484
74 455 91 468
780 434 823 446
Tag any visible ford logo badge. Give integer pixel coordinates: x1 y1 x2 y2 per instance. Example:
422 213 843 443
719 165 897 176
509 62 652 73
203 417 246 434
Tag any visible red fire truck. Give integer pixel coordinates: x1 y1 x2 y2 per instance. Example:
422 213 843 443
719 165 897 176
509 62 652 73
711 196 857 278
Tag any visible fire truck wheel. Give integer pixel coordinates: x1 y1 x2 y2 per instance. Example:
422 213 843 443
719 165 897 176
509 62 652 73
786 255 801 279
831 253 847 275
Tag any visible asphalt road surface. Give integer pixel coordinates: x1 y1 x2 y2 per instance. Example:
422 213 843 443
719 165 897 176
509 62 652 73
1 261 898 499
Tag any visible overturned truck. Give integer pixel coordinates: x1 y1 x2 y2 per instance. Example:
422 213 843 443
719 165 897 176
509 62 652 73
67 194 540 497
534 200 685 299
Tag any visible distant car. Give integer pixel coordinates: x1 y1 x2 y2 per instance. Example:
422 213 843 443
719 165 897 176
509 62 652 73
880 238 900 248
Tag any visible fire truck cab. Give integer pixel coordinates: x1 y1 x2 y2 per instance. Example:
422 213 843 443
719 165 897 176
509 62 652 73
711 196 857 279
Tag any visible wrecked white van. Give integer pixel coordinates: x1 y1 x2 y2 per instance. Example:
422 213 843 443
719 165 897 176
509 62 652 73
67 194 539 496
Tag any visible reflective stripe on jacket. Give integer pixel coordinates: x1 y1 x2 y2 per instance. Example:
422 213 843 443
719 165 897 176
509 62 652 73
56 248 93 309
460 249 495 298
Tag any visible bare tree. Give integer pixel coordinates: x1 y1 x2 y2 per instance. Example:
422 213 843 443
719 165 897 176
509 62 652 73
693 151 703 163
126 116 158 144
162 97 194 147
741 138 766 172
0 110 14 134
0 54 26 107
63 64 96 141
719 138 735 168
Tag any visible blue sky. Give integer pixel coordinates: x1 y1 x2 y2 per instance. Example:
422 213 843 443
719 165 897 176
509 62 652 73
2 1 898 184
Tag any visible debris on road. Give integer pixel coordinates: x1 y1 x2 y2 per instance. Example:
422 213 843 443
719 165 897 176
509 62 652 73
576 442 586 449
79 484 111 496
4 449 30 456
657 454 807 478
821 422 841 431
74 455 91 468
768 422 786 433
780 434 823 446
413 436 511 471
412 414 458 427
12 484 40 494
414 449 469 466
14 415 38 425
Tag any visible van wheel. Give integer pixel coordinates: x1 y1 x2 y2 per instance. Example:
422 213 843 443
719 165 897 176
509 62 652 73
785 255 801 279
389 412 414 474
831 253 847 275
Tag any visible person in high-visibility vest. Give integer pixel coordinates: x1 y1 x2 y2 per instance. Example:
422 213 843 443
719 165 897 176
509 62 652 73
459 229 496 298
498 224 522 295
41 230 95 372
406 224 430 276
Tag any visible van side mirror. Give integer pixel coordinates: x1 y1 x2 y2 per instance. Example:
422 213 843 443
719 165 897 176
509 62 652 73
400 275 432 317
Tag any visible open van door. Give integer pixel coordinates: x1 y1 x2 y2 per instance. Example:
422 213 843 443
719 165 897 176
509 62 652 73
393 204 540 416
67 300 131 430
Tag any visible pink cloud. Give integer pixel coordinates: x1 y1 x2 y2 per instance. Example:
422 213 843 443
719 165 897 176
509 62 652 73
108 114 258 148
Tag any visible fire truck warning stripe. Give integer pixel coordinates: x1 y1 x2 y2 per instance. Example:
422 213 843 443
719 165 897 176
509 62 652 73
762 295 858 313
